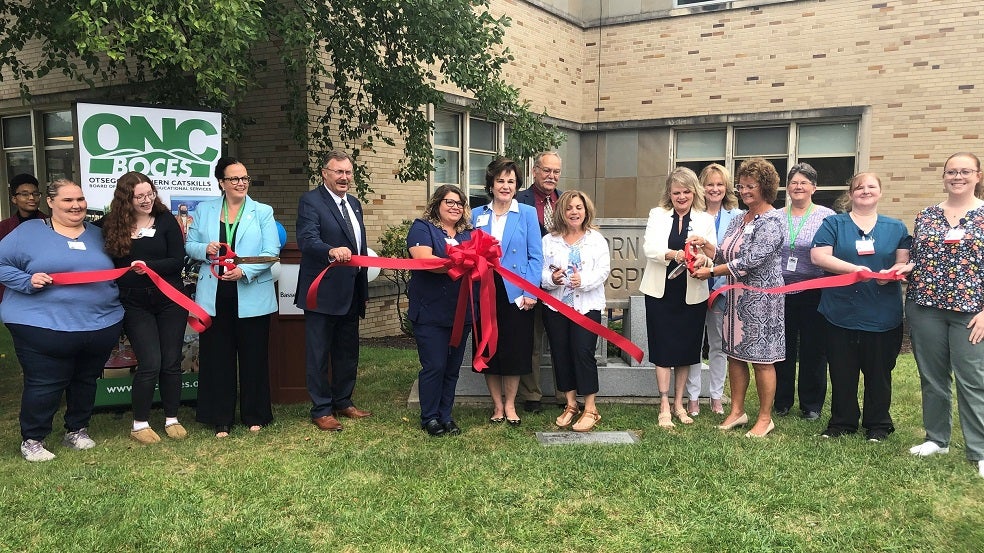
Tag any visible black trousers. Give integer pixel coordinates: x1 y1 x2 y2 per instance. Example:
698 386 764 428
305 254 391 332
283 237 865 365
120 286 188 421
542 308 601 396
304 302 361 419
824 321 902 433
774 290 828 413
195 286 273 428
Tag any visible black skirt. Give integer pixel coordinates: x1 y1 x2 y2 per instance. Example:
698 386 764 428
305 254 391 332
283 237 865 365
472 273 534 376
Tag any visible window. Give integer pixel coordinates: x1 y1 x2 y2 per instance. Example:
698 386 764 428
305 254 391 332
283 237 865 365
673 119 859 208
675 0 726 6
431 107 505 206
1 109 75 187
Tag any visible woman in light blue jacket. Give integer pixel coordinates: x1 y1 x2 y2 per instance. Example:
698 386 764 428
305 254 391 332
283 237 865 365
186 157 280 437
470 157 543 426
686 164 743 417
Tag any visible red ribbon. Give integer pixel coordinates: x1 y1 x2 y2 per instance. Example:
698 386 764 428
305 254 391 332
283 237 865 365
49 263 212 332
707 269 906 306
307 229 645 370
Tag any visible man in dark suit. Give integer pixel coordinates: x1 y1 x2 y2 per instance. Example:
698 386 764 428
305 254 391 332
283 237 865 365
515 152 563 413
295 150 371 431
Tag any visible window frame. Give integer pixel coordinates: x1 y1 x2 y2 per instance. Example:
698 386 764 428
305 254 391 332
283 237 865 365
430 105 507 207
0 108 77 218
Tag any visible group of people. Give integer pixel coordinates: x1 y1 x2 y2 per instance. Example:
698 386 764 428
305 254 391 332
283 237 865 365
2 149 982 479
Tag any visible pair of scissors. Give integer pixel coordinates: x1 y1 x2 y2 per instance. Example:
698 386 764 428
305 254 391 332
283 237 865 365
208 242 280 278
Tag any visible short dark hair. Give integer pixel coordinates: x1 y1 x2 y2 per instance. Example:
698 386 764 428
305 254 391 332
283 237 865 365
214 156 244 181
484 157 524 197
9 173 39 196
787 162 819 186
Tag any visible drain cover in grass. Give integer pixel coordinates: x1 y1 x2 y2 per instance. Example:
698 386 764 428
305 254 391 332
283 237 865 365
535 431 640 445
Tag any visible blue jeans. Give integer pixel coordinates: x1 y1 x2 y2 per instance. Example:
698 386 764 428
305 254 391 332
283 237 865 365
120 286 188 421
8 322 123 441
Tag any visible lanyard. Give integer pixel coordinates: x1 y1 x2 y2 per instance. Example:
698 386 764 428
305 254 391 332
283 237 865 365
223 199 244 247
786 203 814 251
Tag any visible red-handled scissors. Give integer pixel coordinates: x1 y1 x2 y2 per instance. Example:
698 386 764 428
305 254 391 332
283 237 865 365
208 243 280 278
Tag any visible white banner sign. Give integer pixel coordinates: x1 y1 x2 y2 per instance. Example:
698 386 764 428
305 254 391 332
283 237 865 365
76 102 223 214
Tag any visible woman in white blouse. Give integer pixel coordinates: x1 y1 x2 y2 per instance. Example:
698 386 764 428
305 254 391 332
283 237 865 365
541 190 611 432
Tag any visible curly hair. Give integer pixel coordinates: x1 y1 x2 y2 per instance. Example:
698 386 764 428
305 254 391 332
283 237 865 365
736 157 780 204
423 184 471 233
658 167 706 212
102 171 169 258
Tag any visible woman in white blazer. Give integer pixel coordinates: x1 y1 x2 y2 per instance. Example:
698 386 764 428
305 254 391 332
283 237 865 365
640 167 717 429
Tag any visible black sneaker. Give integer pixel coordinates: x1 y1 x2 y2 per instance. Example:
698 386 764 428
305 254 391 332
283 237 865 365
820 428 856 438
801 410 821 421
866 429 890 442
775 406 791 417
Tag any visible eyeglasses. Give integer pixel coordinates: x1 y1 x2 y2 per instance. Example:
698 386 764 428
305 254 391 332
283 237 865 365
944 169 980 178
442 199 465 209
14 192 41 198
133 192 157 202
221 176 251 185
536 167 562 176
787 180 814 187
325 169 354 177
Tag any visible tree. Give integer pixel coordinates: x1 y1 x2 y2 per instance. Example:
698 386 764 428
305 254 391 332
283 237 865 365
0 0 565 196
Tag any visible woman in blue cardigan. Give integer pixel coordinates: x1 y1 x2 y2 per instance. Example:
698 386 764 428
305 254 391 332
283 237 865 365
471 158 543 426
186 157 280 437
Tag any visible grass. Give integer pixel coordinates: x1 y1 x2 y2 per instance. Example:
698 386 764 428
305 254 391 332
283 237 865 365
0 327 982 552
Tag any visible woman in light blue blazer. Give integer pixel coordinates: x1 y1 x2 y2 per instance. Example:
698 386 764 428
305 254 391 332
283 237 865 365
686 163 744 417
186 157 280 437
470 158 543 426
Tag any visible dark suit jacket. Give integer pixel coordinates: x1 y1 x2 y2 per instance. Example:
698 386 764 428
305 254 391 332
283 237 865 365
295 185 369 316
516 186 562 237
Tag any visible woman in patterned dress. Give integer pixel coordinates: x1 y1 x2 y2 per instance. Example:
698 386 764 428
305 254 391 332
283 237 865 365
906 152 984 479
694 158 785 438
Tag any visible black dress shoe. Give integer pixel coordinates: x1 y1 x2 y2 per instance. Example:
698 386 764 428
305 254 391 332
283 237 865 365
774 407 791 417
801 410 821 421
443 420 461 436
523 400 542 413
422 419 446 437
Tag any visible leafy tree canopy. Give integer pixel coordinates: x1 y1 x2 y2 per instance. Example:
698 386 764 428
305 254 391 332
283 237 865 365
0 0 564 195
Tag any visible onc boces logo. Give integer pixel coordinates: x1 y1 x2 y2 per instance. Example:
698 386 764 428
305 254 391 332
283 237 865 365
81 114 219 177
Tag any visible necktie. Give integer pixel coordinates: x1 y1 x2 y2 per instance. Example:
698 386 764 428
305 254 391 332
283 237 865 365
543 196 554 231
339 199 356 242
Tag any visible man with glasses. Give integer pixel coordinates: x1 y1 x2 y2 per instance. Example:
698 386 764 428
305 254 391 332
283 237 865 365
0 173 47 300
296 150 371 432
516 152 564 412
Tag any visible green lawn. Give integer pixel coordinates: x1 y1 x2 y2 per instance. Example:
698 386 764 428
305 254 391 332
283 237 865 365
0 327 981 552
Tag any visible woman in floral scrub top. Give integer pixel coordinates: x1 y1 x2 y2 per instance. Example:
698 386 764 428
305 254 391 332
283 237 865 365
906 152 984 479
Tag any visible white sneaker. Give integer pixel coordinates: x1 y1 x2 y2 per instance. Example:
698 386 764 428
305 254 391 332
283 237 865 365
63 428 96 450
21 440 56 462
978 460 984 478
909 441 949 456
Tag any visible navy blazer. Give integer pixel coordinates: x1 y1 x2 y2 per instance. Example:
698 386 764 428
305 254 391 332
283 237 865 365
295 185 369 316
516 186 562 237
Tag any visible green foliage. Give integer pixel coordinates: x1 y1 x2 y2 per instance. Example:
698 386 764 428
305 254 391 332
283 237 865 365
378 218 413 336
0 0 565 197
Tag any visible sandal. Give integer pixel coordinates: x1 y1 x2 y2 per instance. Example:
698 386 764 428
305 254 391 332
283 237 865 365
658 411 675 429
572 410 601 432
555 404 581 427
674 408 694 425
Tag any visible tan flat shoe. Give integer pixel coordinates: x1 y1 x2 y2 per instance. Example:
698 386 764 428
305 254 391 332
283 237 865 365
164 423 187 439
572 410 600 432
658 411 675 429
674 408 694 425
130 427 161 444
555 404 580 428
745 420 775 438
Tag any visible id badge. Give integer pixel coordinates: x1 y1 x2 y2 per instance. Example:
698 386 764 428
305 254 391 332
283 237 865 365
68 240 87 250
786 256 798 272
944 228 965 244
855 239 875 255
744 224 755 235
476 214 490 227
445 237 459 246
136 227 156 238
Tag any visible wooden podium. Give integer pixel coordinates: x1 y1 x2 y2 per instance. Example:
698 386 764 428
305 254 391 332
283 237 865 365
268 242 313 403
